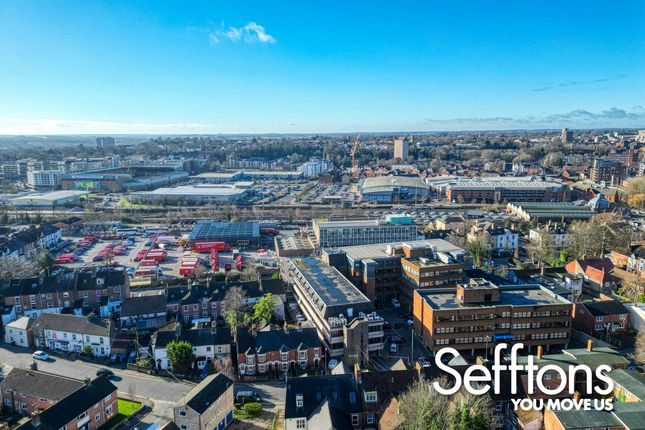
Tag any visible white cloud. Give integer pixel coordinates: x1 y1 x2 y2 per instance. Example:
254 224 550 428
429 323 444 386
421 107 645 130
209 22 276 45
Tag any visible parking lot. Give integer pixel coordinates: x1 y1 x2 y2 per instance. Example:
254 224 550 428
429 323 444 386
375 306 432 368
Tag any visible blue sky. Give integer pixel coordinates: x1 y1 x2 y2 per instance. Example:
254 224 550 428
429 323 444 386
1 0 644 134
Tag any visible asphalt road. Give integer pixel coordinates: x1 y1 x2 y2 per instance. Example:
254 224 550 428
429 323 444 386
0 345 288 428
0 345 193 426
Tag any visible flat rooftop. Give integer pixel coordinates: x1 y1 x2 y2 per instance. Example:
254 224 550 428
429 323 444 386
446 177 564 190
314 218 418 229
361 175 429 191
12 190 88 202
190 220 260 241
289 257 371 309
417 284 570 310
132 184 247 197
338 239 463 261
275 234 314 251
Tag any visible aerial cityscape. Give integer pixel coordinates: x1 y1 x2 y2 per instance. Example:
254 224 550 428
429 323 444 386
0 1 644 430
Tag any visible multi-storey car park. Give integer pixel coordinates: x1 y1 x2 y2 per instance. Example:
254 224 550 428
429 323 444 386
281 257 384 365
426 176 570 203
413 278 573 357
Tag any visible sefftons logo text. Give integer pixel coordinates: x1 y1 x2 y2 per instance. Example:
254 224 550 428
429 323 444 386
431 343 614 411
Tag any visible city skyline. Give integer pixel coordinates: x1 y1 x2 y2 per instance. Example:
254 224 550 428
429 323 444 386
1 0 644 134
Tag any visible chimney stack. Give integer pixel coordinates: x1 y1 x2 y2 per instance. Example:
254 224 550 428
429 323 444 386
540 265 546 277
537 345 543 360
587 339 593 352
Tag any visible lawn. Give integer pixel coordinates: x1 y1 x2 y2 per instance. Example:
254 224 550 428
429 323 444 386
100 399 142 429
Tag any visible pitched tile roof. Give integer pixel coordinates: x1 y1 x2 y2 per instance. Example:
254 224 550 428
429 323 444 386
33 313 112 337
0 369 83 401
177 373 233 415
236 328 319 355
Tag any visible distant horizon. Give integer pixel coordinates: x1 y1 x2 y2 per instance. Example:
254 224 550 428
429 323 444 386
0 125 644 139
2 1 644 134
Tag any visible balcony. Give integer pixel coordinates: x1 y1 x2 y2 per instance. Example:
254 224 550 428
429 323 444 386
77 414 90 427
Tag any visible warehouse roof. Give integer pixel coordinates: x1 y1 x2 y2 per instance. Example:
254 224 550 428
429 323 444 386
132 184 247 197
189 220 260 241
361 175 428 192
12 190 88 203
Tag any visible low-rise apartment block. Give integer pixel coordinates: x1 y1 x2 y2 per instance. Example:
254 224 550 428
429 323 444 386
16 376 118 430
1 368 86 415
281 257 384 364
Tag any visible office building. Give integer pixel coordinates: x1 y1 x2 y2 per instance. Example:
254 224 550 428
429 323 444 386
393 138 409 159
281 257 384 364
312 216 419 248
413 279 572 355
325 239 465 305
561 128 573 145
401 253 464 307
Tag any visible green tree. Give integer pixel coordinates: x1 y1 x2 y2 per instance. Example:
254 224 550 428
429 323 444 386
466 237 490 268
167 340 194 375
252 293 275 326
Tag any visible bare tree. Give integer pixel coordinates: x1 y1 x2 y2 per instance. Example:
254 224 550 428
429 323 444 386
213 356 235 380
223 287 247 335
0 256 38 279
635 328 645 365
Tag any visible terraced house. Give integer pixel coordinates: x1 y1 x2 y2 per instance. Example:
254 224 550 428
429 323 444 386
236 327 321 379
1 266 129 318
32 313 114 358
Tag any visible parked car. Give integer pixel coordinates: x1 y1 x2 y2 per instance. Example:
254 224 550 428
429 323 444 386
418 356 431 367
391 298 401 308
406 319 414 326
96 368 115 379
32 351 49 361
235 391 261 407
389 343 398 354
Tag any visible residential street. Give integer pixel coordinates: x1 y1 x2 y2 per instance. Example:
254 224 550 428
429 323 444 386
0 345 287 429
0 345 193 426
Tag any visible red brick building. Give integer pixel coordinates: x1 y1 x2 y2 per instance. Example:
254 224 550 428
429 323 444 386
1 266 129 317
236 328 321 379
573 300 631 336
